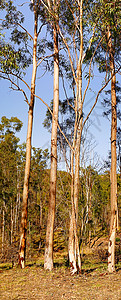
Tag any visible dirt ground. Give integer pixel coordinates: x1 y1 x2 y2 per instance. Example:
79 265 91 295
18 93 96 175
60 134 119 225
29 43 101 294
0 264 121 300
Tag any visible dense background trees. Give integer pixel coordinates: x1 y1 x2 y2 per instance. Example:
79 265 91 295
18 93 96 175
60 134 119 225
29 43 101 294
0 115 121 267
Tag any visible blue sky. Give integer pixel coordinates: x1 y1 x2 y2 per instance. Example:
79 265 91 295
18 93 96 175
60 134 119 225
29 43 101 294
0 0 116 170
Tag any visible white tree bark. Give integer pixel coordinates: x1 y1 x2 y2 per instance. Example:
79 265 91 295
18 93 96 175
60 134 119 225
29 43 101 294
44 18 59 270
19 9 38 268
107 27 117 273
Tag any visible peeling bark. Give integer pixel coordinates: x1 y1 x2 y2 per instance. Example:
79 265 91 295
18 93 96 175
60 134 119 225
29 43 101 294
107 27 117 273
68 0 83 274
69 217 77 275
69 151 77 275
108 213 116 272
69 147 81 275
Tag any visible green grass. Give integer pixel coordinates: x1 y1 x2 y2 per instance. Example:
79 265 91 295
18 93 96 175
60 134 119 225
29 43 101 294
0 262 13 270
0 250 121 275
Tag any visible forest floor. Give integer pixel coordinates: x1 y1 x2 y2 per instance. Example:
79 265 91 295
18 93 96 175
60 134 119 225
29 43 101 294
0 253 121 300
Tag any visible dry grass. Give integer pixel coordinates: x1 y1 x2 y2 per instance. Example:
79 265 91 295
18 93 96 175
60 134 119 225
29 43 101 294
0 254 121 300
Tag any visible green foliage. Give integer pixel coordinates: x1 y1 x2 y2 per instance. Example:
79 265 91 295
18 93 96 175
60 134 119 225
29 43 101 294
0 1 32 80
92 0 121 73
0 115 121 260
0 116 23 252
79 167 111 245
0 116 50 258
2 0 24 26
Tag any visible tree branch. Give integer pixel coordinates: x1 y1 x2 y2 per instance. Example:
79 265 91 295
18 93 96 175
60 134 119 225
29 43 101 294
82 66 121 131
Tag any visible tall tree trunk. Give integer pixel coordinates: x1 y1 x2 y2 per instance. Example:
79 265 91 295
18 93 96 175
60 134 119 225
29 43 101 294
15 187 20 237
69 151 77 274
2 202 5 255
19 11 38 268
69 143 82 275
44 22 59 270
119 142 121 179
89 176 92 246
68 0 83 274
15 167 20 236
39 195 43 250
74 0 83 222
107 27 117 273
11 201 13 245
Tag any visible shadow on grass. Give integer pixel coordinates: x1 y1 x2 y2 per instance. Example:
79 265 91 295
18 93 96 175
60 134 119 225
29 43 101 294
116 267 121 272
0 264 13 271
81 268 97 275
1 258 120 276
26 261 44 268
54 259 69 268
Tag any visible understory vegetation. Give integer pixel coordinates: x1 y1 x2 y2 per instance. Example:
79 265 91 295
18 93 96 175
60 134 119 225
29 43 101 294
0 116 121 267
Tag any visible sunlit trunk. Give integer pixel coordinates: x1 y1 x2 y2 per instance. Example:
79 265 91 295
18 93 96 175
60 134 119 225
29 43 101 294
107 27 117 273
68 0 83 274
69 151 77 274
44 21 59 270
39 196 43 250
19 11 38 268
15 168 20 236
69 141 81 274
74 0 83 222
15 189 20 237
89 177 92 246
2 202 5 254
11 201 13 245
69 196 81 274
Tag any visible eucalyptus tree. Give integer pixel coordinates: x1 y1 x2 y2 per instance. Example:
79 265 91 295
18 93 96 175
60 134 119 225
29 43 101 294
0 0 52 268
55 0 114 274
117 128 121 178
18 0 40 269
42 0 60 271
93 0 121 273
